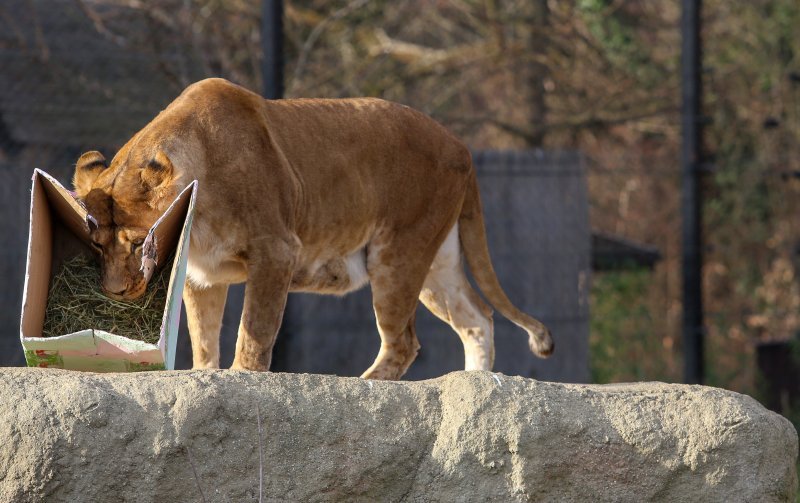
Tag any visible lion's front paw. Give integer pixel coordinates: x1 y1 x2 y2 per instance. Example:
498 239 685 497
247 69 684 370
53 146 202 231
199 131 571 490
192 361 220 370
230 354 270 371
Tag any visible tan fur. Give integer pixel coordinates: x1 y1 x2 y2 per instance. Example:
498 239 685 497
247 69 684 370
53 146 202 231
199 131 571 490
73 78 553 379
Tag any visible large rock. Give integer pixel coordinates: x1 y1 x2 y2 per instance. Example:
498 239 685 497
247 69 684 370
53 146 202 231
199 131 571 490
0 369 796 502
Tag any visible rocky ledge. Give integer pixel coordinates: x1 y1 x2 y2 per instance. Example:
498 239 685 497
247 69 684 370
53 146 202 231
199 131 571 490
0 368 797 502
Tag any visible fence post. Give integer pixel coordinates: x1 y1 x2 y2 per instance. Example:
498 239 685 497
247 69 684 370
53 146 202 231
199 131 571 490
261 0 284 100
681 0 705 384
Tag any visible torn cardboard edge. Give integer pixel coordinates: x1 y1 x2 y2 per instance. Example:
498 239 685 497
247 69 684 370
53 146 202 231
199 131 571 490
20 169 198 372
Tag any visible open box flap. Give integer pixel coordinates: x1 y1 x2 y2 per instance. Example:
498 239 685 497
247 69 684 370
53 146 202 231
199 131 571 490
140 182 197 282
20 171 55 340
22 329 162 371
155 181 198 369
23 329 156 352
35 169 91 245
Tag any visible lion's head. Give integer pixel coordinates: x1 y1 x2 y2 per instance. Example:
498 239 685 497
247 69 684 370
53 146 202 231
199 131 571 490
73 148 177 300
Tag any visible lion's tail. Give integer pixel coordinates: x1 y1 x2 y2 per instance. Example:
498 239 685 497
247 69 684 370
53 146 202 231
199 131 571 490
458 172 554 358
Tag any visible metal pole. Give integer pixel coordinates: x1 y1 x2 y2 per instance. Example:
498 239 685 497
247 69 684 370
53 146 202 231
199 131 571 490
261 0 284 99
681 0 704 384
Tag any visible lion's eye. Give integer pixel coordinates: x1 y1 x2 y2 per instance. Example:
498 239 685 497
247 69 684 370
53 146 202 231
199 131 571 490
131 239 145 253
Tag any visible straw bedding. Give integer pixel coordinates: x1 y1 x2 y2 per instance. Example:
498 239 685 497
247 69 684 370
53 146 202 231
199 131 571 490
41 254 172 344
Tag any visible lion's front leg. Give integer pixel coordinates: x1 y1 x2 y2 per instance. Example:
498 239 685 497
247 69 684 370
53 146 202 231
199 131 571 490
231 238 298 371
183 282 229 369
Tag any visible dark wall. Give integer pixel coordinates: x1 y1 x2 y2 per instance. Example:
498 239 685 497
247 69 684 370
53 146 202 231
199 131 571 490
0 148 589 383
0 1 589 381
174 150 591 383
0 159 30 366
273 150 590 382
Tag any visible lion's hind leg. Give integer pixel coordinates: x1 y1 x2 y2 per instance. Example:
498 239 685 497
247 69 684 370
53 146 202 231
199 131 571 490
419 224 495 371
361 313 420 381
360 255 424 380
360 229 447 380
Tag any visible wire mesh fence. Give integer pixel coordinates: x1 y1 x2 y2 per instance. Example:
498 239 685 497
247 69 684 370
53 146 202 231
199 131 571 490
0 0 590 381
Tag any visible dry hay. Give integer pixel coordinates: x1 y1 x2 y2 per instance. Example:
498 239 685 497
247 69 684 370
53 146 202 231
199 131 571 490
41 254 172 344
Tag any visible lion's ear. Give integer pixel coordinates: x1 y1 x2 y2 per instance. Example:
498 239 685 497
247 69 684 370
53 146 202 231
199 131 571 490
73 151 108 199
140 151 175 190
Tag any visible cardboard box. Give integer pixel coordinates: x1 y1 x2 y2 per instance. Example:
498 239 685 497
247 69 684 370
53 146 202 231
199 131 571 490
19 169 197 371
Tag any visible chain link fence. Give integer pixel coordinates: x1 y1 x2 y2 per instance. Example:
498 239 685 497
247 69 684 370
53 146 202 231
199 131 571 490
0 0 590 381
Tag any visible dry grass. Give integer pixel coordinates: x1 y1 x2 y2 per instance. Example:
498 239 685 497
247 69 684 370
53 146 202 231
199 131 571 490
41 254 172 344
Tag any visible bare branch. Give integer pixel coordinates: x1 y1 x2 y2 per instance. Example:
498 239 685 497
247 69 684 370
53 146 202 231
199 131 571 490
289 0 371 95
74 0 128 46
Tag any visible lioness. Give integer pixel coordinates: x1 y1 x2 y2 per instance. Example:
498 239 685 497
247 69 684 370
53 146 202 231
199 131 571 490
73 78 553 379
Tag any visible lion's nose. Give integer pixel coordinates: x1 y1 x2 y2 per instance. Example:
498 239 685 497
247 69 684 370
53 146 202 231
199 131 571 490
102 278 129 296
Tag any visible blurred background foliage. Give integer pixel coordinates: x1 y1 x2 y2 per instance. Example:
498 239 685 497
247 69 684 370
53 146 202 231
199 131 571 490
18 0 800 396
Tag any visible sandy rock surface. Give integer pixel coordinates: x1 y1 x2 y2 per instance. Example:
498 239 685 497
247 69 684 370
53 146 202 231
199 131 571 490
0 368 796 502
